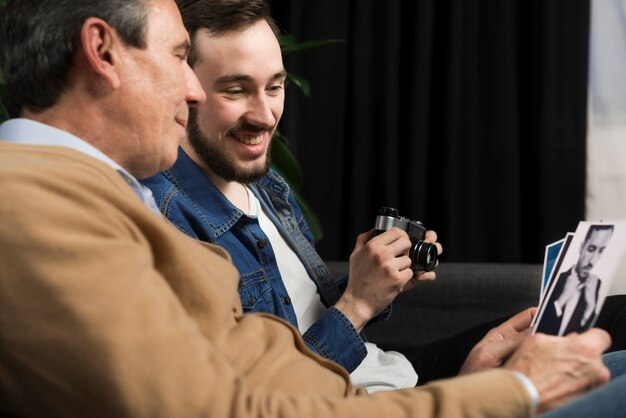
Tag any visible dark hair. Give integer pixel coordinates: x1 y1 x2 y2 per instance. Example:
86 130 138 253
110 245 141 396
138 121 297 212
583 224 614 244
0 0 150 117
175 0 280 67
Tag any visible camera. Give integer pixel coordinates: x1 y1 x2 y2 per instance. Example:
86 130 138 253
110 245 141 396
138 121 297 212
374 207 438 272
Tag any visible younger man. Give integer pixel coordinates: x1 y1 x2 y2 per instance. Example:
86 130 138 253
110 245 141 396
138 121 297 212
143 0 440 391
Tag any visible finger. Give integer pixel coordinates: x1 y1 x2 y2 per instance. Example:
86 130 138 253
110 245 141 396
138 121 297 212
488 329 530 364
414 271 436 282
404 270 437 292
391 254 413 273
498 307 536 333
401 277 419 292
424 229 438 243
352 230 375 252
370 227 409 245
386 236 413 257
569 328 612 354
377 253 413 281
397 265 418 291
420 234 443 256
369 228 412 256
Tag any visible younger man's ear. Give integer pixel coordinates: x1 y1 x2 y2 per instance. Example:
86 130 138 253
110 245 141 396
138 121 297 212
80 17 121 89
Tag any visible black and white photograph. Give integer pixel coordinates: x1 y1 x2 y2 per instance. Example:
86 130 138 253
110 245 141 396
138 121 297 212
534 221 626 336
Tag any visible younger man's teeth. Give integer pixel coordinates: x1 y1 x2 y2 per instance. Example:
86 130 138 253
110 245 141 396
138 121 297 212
240 135 262 145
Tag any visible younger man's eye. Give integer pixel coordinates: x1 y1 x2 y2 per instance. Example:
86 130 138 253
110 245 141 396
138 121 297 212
267 84 284 95
225 89 244 96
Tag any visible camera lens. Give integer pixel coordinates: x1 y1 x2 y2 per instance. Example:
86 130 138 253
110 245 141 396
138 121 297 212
409 240 438 272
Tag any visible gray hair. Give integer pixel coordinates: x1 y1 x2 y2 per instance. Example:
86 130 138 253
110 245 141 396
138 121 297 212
0 0 151 117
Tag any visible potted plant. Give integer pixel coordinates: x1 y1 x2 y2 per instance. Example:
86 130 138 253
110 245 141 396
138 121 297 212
272 34 343 242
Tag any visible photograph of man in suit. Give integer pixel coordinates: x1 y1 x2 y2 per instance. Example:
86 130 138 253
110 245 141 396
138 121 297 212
536 224 614 336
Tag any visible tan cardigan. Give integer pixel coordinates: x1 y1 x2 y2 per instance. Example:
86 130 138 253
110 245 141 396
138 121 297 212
0 142 533 417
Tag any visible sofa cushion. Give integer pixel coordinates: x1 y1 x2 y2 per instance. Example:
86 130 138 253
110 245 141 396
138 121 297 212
326 262 542 349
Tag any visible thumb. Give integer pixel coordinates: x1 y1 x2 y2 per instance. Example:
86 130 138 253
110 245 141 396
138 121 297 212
352 229 375 253
500 307 537 335
489 329 531 365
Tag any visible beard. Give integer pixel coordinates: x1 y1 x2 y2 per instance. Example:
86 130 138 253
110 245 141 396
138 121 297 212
186 108 272 184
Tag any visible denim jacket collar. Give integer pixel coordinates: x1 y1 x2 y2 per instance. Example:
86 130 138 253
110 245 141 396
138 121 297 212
164 148 299 242
255 169 291 202
162 148 247 239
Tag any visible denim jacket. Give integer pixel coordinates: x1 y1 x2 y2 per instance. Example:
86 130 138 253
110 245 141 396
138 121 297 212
142 148 367 372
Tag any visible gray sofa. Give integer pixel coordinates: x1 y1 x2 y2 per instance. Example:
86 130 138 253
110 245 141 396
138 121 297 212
325 261 543 349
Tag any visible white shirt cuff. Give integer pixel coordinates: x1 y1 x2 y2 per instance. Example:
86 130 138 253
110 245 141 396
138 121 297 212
512 371 539 411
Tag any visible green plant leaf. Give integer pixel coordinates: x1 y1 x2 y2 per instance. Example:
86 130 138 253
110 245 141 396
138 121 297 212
0 0 4 123
280 38 344 55
269 32 345 242
0 82 7 123
279 34 298 48
271 132 303 189
286 73 311 98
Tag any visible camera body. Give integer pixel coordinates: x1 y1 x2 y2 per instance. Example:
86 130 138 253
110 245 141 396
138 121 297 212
374 207 437 272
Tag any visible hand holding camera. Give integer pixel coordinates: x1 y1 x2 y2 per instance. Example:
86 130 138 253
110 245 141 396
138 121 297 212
333 207 441 330
374 207 439 272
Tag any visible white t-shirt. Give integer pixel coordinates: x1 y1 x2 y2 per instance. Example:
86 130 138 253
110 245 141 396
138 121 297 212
248 189 418 392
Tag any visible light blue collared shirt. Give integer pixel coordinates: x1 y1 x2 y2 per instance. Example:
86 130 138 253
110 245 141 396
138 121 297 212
0 118 161 215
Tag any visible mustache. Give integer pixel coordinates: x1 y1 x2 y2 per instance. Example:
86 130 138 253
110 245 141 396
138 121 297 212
228 123 269 136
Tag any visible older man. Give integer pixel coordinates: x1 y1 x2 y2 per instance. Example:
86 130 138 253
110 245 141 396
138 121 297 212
0 0 624 417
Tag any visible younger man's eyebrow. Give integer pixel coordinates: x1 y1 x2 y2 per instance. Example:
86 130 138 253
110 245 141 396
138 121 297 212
271 70 288 80
215 70 288 85
215 74 254 84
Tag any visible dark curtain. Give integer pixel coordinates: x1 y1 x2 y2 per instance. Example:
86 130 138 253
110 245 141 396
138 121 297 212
267 0 590 263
